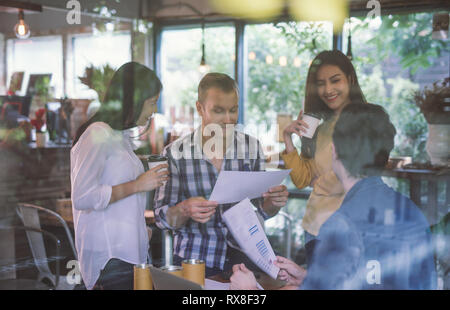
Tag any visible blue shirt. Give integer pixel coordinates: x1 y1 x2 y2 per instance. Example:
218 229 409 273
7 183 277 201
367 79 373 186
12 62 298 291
301 176 437 290
153 128 268 270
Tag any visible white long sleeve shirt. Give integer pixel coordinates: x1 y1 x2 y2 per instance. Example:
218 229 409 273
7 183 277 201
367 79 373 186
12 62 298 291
70 122 149 289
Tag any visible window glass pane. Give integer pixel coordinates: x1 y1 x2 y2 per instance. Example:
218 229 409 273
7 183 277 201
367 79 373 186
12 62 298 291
342 13 450 162
160 24 235 135
71 32 131 99
243 21 333 248
244 22 333 151
6 36 63 98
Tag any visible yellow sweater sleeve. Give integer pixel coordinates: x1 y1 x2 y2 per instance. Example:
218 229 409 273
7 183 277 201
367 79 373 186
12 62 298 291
281 150 319 189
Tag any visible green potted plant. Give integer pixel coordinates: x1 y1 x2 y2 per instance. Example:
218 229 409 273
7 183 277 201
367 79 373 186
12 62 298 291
34 76 51 104
413 77 450 165
78 63 115 103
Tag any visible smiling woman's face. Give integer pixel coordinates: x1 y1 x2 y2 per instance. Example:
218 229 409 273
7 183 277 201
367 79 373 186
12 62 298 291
316 64 351 113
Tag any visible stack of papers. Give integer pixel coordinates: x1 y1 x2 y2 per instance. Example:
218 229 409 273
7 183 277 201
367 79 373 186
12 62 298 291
222 198 280 279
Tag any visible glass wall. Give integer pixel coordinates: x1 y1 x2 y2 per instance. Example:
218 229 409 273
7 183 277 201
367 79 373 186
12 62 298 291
6 36 63 98
70 32 132 99
242 21 333 253
342 12 450 162
160 24 235 137
243 21 333 153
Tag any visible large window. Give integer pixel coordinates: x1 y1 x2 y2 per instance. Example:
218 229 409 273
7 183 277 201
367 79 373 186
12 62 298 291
342 12 450 162
242 21 333 252
243 22 333 153
6 36 63 97
160 24 235 134
70 32 132 99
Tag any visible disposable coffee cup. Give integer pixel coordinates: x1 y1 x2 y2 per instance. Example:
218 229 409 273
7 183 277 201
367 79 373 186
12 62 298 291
134 264 153 290
147 155 168 170
148 155 168 185
301 113 321 139
160 265 183 278
182 259 205 286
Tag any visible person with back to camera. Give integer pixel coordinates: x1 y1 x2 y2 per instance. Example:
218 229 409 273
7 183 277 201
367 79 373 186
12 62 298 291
71 62 169 290
281 50 368 264
230 103 437 290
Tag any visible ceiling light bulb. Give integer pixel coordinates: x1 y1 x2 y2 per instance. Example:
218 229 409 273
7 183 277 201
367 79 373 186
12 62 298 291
14 10 30 39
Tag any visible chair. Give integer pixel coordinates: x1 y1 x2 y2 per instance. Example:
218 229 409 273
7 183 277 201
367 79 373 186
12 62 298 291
15 203 78 290
0 225 61 290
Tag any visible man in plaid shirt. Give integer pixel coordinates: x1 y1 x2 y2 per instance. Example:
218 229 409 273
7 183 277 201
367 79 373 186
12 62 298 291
153 73 289 276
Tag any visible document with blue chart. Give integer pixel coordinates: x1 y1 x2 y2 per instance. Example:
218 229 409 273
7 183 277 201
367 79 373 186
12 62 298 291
222 198 280 279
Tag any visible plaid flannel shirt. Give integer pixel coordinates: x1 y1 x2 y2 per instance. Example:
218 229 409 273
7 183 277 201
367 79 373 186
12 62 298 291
153 127 269 270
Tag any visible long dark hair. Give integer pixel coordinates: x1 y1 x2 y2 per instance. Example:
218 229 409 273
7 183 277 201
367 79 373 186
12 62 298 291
72 62 162 147
304 50 366 121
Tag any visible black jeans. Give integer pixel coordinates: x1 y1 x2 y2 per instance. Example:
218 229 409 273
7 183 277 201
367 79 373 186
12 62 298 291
93 258 134 290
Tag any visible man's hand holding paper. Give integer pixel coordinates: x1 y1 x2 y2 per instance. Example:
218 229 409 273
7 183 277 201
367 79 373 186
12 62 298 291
180 197 218 224
262 184 289 216
209 169 291 204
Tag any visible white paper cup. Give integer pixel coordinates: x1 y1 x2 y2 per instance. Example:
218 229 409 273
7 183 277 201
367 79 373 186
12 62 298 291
301 114 321 139
148 155 168 185
147 155 168 170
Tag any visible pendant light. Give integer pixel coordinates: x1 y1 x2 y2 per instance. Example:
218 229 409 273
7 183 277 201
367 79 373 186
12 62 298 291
346 19 353 60
14 9 31 39
198 22 210 74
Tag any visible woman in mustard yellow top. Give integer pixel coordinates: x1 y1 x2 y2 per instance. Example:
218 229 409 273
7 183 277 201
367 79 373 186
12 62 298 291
282 50 367 263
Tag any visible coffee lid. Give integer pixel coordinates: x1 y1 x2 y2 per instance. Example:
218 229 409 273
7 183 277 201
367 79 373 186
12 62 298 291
182 259 205 264
303 112 321 120
135 263 152 268
147 155 168 162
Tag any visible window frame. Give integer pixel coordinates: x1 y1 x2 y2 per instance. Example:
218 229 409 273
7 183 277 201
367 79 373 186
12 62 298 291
153 18 340 125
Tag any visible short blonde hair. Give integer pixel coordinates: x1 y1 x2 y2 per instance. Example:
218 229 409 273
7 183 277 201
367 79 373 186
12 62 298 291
198 73 239 104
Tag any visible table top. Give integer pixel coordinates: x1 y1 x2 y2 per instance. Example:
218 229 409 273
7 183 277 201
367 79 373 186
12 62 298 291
208 270 286 290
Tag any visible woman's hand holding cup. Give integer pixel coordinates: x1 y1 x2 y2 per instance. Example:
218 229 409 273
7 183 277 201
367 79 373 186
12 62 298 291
283 110 310 153
135 163 170 192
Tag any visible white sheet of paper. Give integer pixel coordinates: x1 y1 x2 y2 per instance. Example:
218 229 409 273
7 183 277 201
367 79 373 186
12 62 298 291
204 279 230 290
222 198 280 279
204 279 264 290
209 169 291 204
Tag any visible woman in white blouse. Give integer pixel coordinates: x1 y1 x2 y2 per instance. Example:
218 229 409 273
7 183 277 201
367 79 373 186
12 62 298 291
70 62 169 290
